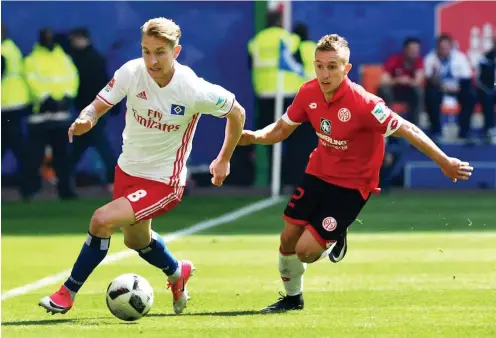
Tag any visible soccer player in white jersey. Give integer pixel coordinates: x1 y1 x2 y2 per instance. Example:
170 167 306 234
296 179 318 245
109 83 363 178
39 17 246 316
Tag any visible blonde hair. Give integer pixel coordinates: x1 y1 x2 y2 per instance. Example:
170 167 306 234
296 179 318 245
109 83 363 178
141 17 181 47
316 34 350 63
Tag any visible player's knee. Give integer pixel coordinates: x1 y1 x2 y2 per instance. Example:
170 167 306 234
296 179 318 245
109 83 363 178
89 209 113 236
296 249 319 263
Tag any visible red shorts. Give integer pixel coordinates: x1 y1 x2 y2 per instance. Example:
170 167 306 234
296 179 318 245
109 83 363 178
113 165 184 222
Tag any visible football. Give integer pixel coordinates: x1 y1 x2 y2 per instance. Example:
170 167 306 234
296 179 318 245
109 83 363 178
106 273 154 321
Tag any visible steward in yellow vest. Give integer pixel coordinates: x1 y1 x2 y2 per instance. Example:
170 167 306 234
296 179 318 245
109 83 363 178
1 25 31 199
23 28 79 200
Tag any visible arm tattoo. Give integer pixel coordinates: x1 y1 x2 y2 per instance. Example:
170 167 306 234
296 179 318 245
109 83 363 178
78 104 98 127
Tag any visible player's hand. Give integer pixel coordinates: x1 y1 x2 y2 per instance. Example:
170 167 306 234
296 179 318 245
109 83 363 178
237 130 256 146
440 157 473 183
68 118 93 143
209 157 230 187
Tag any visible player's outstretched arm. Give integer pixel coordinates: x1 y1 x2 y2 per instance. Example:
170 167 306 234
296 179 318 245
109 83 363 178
209 101 246 186
392 118 473 182
68 99 112 143
238 118 299 146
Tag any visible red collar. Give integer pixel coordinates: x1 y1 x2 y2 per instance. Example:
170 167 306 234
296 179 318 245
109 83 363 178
327 77 351 103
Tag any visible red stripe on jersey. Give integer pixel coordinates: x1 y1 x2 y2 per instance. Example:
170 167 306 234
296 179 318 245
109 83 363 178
220 99 236 117
171 116 196 184
174 114 199 186
170 114 199 186
96 94 114 106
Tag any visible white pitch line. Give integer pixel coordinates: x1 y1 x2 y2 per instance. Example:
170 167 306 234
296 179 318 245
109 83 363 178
1 196 283 301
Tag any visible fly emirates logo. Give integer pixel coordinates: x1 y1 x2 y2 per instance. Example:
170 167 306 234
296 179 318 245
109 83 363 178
316 132 348 150
132 108 181 132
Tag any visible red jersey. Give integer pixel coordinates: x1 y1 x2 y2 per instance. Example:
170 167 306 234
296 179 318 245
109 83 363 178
282 78 402 197
383 53 423 79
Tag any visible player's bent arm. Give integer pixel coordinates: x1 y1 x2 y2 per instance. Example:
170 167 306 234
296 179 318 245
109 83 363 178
217 101 246 161
252 118 299 145
78 99 113 127
392 118 450 167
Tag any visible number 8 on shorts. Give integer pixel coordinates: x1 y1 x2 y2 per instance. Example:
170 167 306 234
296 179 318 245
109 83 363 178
127 189 147 202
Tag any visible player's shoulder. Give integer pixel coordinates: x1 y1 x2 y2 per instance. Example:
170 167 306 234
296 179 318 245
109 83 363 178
173 61 201 85
119 58 145 77
296 78 320 99
346 79 382 111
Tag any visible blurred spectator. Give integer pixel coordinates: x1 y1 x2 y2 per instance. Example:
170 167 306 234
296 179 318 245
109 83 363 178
293 22 316 80
1 24 31 199
476 33 496 143
24 28 79 200
68 28 117 190
424 34 474 141
378 37 424 125
248 11 300 184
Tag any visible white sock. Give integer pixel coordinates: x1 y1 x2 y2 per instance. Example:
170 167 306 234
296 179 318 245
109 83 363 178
279 252 307 296
167 262 182 283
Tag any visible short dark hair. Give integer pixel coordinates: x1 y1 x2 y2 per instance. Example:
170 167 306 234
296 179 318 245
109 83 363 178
70 27 90 39
267 11 282 27
437 33 453 45
293 23 309 41
403 37 420 48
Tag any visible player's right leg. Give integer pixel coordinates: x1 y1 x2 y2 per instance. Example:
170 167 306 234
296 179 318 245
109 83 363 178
39 197 136 314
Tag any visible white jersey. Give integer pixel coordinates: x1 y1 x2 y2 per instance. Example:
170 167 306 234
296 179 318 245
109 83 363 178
97 58 235 186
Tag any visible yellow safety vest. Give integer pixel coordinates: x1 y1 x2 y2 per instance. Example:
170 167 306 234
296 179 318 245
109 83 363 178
24 44 79 114
248 27 301 97
1 39 31 111
299 40 317 81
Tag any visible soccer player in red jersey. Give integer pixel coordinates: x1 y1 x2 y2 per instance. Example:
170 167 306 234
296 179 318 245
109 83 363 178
238 34 473 313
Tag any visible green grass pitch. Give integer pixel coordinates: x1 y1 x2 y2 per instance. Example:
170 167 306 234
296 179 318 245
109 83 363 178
2 192 495 337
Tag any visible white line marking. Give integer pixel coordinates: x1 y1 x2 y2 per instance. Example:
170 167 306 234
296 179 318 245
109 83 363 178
1 196 283 301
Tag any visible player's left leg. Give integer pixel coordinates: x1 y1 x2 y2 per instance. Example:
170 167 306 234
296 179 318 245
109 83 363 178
262 174 323 314
121 219 195 314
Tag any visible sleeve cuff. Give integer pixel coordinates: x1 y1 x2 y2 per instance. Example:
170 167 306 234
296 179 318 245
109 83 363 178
282 112 301 125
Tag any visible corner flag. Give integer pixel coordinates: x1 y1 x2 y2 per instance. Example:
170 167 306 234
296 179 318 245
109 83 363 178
278 38 304 76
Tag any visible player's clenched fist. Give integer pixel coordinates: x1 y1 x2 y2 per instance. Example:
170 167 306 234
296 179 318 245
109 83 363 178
439 157 473 183
209 157 230 186
237 130 256 146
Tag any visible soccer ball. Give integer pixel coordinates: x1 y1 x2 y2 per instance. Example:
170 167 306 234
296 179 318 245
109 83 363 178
106 273 154 321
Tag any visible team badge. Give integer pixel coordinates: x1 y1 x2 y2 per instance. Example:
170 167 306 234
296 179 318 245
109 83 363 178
104 78 115 92
171 104 185 116
338 108 351 122
322 217 337 232
371 102 390 123
320 118 332 135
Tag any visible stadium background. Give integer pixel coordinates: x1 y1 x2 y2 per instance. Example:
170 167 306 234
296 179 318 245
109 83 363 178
2 0 495 193
1 2 495 337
